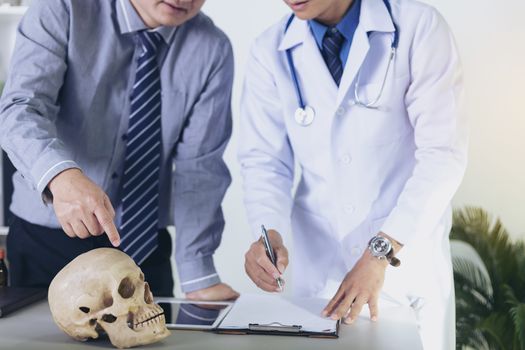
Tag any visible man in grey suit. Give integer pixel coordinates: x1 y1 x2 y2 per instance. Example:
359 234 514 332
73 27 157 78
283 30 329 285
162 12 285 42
0 0 238 300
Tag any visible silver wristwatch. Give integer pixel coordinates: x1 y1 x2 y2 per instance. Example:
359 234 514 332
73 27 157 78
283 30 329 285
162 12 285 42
368 235 401 267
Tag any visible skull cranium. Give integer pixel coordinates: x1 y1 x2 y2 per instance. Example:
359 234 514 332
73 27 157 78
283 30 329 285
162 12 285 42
48 248 170 348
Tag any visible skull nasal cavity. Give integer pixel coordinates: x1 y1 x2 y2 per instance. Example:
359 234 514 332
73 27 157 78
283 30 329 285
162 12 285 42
118 277 136 299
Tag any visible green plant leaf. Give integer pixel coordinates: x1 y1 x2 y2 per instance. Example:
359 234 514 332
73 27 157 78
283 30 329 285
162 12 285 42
451 240 493 300
452 207 525 350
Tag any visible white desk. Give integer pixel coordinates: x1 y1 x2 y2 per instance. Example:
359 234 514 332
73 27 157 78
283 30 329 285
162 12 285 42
0 300 422 350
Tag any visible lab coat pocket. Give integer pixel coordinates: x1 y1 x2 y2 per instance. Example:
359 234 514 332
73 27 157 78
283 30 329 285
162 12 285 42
291 205 345 296
351 75 412 147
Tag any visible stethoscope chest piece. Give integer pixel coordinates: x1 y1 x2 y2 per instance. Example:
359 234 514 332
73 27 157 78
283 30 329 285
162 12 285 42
294 106 315 126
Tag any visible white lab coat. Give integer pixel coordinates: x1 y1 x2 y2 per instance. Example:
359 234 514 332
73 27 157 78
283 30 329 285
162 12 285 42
239 0 467 349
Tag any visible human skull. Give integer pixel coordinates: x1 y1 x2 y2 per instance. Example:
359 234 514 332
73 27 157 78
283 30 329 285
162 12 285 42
48 248 170 348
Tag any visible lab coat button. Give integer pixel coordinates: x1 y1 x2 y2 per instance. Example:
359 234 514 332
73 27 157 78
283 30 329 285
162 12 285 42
344 204 355 214
340 154 352 164
336 107 345 116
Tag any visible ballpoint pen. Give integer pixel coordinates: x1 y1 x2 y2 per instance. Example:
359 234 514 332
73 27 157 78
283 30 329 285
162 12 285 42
260 225 284 292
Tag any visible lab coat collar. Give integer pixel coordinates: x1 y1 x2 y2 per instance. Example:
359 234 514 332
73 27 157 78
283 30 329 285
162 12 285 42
116 0 176 44
277 0 395 52
277 15 308 52
360 0 395 34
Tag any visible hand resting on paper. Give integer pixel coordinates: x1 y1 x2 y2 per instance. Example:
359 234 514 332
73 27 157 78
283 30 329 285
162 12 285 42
323 232 403 324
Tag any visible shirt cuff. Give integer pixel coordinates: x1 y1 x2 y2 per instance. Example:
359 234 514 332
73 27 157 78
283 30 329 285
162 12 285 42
178 255 221 293
32 159 80 193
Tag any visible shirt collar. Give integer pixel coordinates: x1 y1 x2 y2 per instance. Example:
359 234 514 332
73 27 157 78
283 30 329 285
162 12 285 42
278 0 394 52
116 0 176 43
309 0 361 48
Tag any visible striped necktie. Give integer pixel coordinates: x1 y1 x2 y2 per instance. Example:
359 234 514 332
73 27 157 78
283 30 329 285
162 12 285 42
322 27 345 86
120 31 163 265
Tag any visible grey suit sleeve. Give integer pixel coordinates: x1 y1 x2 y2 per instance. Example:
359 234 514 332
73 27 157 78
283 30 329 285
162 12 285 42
0 0 80 194
172 37 233 293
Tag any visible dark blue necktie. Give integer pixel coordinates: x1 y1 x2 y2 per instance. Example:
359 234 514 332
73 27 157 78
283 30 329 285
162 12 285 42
120 31 163 265
322 27 345 86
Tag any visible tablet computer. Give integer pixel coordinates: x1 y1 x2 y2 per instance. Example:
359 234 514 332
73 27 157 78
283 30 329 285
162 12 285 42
155 297 234 330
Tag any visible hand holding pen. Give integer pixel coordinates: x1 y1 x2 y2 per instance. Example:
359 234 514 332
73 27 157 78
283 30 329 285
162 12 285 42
244 225 289 293
260 225 285 291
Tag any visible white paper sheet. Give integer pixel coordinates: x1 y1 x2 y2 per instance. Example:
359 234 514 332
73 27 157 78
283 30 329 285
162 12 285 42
219 293 338 334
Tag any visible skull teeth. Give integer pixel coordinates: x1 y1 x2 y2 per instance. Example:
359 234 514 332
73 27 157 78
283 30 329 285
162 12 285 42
132 311 165 329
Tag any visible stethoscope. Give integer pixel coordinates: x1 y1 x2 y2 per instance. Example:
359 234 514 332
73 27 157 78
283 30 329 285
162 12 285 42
285 0 400 126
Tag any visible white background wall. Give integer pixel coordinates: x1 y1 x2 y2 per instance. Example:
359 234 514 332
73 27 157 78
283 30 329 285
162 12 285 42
1 0 524 295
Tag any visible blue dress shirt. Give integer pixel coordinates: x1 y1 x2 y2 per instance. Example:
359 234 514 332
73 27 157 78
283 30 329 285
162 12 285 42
309 0 362 67
0 0 234 292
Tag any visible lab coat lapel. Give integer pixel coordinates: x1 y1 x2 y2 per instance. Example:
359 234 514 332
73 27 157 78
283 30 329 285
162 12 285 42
336 0 396 106
301 26 339 97
279 17 338 101
336 27 369 107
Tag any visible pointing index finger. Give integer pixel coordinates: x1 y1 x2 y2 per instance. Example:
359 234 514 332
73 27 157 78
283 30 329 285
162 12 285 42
95 207 120 247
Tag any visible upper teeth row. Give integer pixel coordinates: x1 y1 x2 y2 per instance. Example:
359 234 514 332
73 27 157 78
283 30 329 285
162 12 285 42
133 306 165 328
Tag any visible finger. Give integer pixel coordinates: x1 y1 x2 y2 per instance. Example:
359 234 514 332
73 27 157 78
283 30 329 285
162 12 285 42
62 222 76 238
104 195 116 218
246 260 279 287
245 246 279 283
345 295 368 324
228 289 241 300
255 251 281 279
94 206 120 247
70 220 90 239
246 265 281 292
83 211 104 236
275 245 289 274
332 291 358 320
368 296 379 322
323 286 345 317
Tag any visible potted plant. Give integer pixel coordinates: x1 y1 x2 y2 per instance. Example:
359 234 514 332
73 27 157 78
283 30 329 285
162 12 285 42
451 207 525 349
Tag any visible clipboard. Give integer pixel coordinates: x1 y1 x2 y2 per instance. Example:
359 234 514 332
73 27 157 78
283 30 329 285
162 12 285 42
214 294 339 339
216 321 340 338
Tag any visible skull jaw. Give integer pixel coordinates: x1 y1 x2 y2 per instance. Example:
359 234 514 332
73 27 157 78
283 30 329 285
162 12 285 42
101 318 171 349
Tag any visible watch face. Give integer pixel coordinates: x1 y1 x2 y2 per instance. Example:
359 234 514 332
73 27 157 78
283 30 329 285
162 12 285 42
370 237 392 257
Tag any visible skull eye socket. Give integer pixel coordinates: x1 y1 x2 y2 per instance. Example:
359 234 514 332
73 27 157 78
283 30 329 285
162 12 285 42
101 314 117 323
79 306 90 313
118 277 136 299
144 282 153 304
